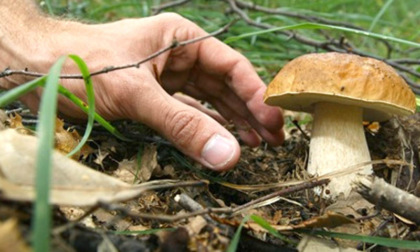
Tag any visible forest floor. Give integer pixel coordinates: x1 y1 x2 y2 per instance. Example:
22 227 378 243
1 106 419 251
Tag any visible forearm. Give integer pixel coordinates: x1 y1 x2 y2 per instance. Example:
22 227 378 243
0 0 44 29
0 1 45 61
0 1 82 86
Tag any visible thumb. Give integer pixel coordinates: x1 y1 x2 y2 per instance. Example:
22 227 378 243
160 105 240 171
125 79 240 171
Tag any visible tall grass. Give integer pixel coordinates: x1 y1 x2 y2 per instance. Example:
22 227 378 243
0 55 104 251
40 0 419 82
32 56 66 252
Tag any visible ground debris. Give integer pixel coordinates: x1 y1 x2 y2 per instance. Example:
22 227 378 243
1 112 420 251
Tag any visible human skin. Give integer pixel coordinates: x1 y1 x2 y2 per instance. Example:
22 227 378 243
0 1 284 171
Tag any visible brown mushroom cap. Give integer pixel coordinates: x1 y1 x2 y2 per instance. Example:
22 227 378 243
264 52 416 121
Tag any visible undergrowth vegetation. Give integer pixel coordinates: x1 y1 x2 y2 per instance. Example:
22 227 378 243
41 0 420 83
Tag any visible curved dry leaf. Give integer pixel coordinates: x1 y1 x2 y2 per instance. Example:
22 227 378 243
297 235 358 252
0 129 175 206
54 118 93 159
115 145 159 184
293 211 355 229
138 145 158 182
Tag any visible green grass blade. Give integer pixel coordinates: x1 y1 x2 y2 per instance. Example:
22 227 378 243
226 215 250 252
298 229 420 250
367 0 394 33
32 56 67 252
224 22 420 48
43 0 55 15
250 215 296 245
0 77 46 107
251 214 420 249
56 85 131 141
250 215 284 238
361 0 394 47
66 55 95 157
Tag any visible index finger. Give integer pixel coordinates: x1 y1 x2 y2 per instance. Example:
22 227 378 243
195 36 284 132
160 14 284 136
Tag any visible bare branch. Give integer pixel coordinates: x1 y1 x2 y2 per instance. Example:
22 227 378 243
226 0 341 50
233 0 395 57
226 0 420 93
391 58 420 65
152 0 191 15
235 0 363 30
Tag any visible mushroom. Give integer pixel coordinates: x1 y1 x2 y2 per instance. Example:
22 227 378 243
264 52 416 199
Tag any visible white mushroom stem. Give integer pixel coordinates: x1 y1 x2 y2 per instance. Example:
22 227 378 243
308 102 372 199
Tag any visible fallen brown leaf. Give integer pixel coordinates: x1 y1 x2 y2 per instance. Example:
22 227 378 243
293 211 355 229
297 235 358 252
0 129 186 206
138 145 159 182
54 118 93 159
7 113 33 135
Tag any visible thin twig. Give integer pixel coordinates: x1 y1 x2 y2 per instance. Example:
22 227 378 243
235 0 363 30
391 58 420 65
231 178 330 214
234 0 395 59
0 20 236 80
226 0 340 48
99 202 230 222
292 119 310 141
102 178 329 221
175 193 235 236
52 179 208 234
152 0 191 15
54 177 329 232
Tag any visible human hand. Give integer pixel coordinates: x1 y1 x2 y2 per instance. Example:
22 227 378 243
2 13 284 171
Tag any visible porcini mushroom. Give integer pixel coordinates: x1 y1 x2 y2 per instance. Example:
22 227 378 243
264 52 416 199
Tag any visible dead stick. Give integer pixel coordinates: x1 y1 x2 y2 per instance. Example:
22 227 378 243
232 178 330 214
353 175 420 225
175 193 234 236
234 0 362 30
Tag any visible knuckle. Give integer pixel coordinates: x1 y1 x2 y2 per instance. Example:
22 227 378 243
164 110 200 147
156 12 200 36
156 12 185 24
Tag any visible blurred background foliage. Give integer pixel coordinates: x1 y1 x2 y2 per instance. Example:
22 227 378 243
38 0 420 85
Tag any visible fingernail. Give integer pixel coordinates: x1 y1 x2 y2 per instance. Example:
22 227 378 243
201 134 235 170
